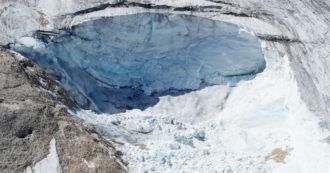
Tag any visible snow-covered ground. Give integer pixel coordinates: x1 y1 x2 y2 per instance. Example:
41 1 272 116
77 43 330 172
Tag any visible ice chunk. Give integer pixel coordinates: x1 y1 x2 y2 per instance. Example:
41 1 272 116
174 135 194 147
193 130 206 141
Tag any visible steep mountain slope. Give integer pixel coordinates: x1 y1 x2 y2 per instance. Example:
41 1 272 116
0 48 126 173
1 0 330 172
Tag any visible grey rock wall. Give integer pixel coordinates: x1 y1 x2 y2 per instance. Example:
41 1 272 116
0 48 126 173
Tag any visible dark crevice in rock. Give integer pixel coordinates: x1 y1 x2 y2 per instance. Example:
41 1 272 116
72 1 222 16
125 2 172 10
34 30 59 37
2 82 24 90
15 127 33 138
33 30 60 43
70 0 270 19
0 44 11 50
173 5 222 12
221 11 251 17
207 0 239 7
72 1 127 15
257 34 301 43
222 10 272 18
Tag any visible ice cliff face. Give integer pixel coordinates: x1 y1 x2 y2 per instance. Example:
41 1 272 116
14 12 265 113
1 0 330 173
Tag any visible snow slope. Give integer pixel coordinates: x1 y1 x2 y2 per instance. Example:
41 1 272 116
77 44 330 172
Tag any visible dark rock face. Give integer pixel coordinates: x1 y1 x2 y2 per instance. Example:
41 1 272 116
0 48 126 173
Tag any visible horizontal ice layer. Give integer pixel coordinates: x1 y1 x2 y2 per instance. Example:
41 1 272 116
14 12 265 113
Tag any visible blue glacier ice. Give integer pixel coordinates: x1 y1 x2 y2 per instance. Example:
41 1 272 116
14 13 265 113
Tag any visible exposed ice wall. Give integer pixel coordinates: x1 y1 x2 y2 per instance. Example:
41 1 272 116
14 13 265 113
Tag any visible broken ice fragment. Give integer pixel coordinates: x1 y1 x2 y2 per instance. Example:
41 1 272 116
174 135 194 147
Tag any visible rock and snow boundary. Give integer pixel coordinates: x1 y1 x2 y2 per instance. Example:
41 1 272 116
23 139 62 173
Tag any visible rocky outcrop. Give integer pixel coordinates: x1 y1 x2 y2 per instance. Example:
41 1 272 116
0 48 126 173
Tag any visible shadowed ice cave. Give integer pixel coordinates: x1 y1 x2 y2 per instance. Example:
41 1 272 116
14 13 265 114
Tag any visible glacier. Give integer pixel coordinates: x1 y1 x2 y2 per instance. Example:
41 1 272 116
14 12 265 113
2 0 330 173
